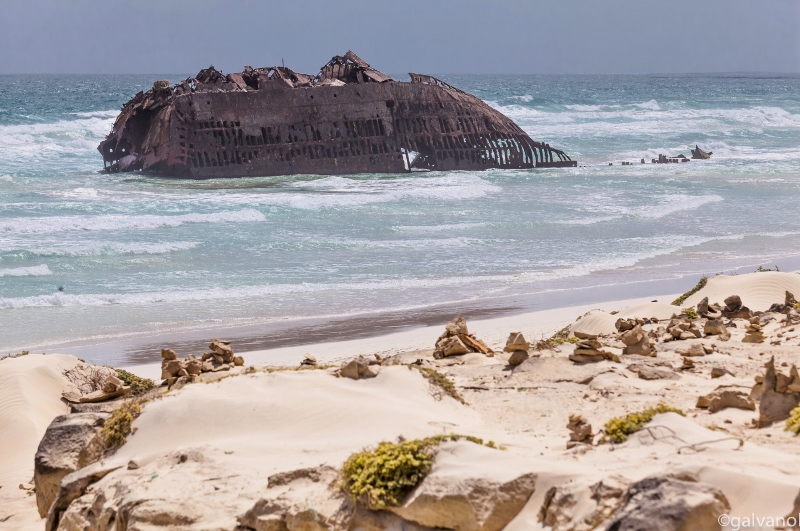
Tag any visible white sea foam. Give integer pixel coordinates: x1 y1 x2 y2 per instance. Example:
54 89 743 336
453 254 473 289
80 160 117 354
0 240 199 257
0 264 52 277
0 175 13 183
0 209 265 235
0 113 116 161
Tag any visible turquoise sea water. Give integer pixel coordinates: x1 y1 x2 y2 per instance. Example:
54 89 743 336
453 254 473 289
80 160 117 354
1 74 800 360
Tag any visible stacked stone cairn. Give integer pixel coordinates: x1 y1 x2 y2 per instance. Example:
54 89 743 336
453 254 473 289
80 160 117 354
615 317 657 332
566 414 593 449
504 332 530 366
433 316 493 359
665 316 702 342
569 331 619 363
768 291 797 314
721 295 753 320
300 354 318 367
752 357 800 425
619 325 655 356
742 317 765 344
160 339 244 387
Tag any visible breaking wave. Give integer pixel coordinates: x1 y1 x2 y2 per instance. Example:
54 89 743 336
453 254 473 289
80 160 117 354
0 209 266 235
0 264 52 277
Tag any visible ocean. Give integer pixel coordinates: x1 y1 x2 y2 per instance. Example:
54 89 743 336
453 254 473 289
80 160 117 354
1 73 800 364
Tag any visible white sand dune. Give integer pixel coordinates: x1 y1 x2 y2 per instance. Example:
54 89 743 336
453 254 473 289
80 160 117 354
0 354 78 530
683 271 800 311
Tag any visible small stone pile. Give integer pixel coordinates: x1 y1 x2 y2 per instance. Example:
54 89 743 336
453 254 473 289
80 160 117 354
300 354 317 367
615 317 658 332
680 357 695 371
160 339 244 386
665 317 702 341
696 297 721 319
78 374 131 403
566 414 593 449
433 316 493 359
619 325 655 356
504 332 530 366
721 295 753 320
752 357 800 425
569 332 619 363
338 355 380 380
742 317 765 344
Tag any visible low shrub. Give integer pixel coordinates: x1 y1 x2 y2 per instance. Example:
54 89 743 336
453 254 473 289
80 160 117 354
341 434 496 509
786 405 800 435
410 366 467 405
671 276 708 306
683 307 699 321
0 350 29 362
602 404 685 443
115 369 155 395
102 402 142 448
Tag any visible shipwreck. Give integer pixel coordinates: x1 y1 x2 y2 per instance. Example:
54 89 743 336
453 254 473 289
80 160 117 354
98 51 576 178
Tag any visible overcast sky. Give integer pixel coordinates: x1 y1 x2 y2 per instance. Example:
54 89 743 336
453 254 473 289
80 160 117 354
1 0 799 75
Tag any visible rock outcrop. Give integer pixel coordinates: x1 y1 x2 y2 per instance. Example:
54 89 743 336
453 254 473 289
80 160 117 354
754 357 800 425
339 356 380 380
538 476 629 531
388 467 536 531
433 317 493 359
703 319 730 341
34 412 110 517
696 386 755 413
666 317 702 342
604 476 730 531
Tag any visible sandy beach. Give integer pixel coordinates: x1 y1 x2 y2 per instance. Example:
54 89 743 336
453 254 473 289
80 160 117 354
3 269 800 530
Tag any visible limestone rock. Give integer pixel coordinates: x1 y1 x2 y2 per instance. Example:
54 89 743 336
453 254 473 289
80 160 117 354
574 330 598 340
34 412 109 517
756 358 800 424
185 356 203 376
676 343 707 357
233 356 245 366
161 348 177 360
788 291 798 307
696 296 709 316
703 319 730 341
239 466 345 531
743 322 765 343
161 359 184 379
696 386 755 413
503 332 530 353
300 354 318 366
538 476 629 531
680 357 695 371
604 476 730 531
710 367 733 379
569 339 620 364
445 316 468 336
44 461 122 531
388 464 536 531
507 350 529 366
620 325 655 356
629 364 680 381
339 357 380 380
437 336 470 357
615 318 635 332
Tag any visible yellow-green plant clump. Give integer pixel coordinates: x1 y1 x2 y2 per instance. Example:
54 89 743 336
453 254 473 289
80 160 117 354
410 366 467 405
786 405 800 435
683 307 699 321
102 402 142 447
671 276 708 306
0 350 29 362
603 404 685 443
115 369 155 395
341 434 496 509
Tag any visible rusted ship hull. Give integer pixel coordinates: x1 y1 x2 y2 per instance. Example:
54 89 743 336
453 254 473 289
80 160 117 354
99 53 576 178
